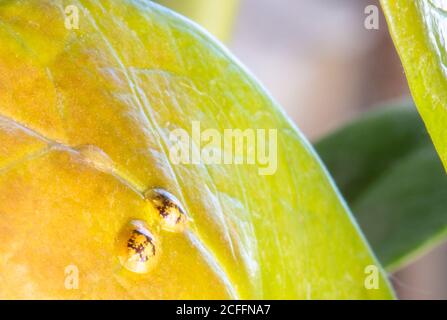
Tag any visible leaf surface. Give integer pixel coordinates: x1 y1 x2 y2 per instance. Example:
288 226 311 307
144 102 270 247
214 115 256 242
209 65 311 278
0 0 393 299
381 0 447 171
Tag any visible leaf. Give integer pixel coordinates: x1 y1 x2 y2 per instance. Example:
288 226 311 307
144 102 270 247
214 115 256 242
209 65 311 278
0 0 393 299
155 0 239 41
315 102 447 271
381 0 447 171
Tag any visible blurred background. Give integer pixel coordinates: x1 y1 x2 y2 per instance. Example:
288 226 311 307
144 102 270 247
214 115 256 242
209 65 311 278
157 0 447 299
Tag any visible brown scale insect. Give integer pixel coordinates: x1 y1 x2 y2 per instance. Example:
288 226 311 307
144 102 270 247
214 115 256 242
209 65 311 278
127 229 156 263
145 188 188 233
116 220 159 274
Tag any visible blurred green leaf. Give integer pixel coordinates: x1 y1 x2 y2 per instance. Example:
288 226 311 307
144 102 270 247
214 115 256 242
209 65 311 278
315 102 447 271
155 0 239 41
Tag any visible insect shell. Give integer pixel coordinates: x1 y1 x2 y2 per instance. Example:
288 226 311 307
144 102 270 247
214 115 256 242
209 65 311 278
116 220 159 274
144 188 188 233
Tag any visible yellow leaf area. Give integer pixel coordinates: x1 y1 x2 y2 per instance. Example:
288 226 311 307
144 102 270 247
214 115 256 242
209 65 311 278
0 0 393 299
381 0 447 170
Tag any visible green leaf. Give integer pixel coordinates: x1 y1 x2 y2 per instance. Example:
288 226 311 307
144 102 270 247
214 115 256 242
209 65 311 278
0 0 394 299
155 0 239 41
381 0 447 172
315 103 447 271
